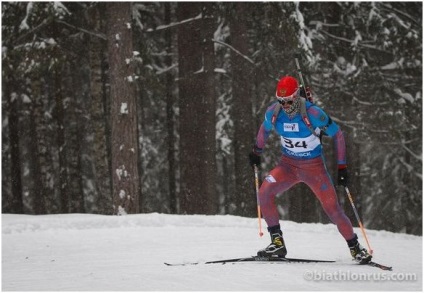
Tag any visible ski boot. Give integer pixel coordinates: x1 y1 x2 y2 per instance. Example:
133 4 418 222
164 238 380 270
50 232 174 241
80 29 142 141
257 225 287 258
347 234 372 264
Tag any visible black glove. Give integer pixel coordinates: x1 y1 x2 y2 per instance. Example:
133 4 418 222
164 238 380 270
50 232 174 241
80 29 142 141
337 167 348 187
249 151 261 167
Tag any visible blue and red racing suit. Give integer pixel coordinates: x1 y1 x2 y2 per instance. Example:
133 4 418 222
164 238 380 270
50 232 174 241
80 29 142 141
254 100 355 240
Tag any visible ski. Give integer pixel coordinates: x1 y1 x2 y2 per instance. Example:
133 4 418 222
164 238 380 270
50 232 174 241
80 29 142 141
362 261 393 271
165 256 392 270
164 256 335 266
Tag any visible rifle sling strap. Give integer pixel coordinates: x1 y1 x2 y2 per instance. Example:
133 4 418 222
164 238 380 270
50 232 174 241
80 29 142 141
271 98 319 138
299 98 319 137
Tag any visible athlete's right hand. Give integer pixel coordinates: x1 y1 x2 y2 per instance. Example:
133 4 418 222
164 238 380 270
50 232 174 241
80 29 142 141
337 167 349 187
248 152 261 167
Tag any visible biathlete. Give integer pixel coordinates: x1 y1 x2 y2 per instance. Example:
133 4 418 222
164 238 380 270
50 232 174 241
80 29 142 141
249 76 372 264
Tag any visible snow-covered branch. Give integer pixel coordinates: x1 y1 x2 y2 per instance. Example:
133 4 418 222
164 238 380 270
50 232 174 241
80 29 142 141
145 13 202 32
55 20 106 40
401 143 422 162
211 39 255 65
319 29 391 54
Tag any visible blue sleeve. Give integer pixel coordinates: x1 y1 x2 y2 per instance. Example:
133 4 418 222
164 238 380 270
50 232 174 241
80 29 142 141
307 105 339 137
254 102 278 152
263 102 278 131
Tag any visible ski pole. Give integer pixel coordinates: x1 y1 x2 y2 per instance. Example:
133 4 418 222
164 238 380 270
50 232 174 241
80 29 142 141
253 165 264 237
344 186 373 255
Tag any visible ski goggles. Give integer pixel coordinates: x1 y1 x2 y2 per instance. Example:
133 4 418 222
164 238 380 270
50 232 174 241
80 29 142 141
276 88 299 105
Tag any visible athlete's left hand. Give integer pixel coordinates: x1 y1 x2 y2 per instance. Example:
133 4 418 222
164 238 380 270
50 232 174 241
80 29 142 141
338 167 348 187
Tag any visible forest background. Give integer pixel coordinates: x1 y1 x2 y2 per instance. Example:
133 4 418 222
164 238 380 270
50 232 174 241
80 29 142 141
2 2 422 235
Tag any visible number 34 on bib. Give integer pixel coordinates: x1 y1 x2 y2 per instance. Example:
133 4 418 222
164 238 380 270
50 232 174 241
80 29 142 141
281 134 320 153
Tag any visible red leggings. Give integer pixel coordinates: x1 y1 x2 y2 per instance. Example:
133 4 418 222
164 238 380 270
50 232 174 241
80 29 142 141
259 155 355 240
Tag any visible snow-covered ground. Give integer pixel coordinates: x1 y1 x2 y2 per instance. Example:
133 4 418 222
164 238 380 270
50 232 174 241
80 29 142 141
2 213 422 291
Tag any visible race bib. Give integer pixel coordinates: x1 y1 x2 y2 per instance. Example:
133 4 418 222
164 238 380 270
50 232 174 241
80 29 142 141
281 134 320 154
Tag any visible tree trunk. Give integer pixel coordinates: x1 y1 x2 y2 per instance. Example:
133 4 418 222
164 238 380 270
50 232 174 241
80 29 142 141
88 3 112 214
200 4 218 214
28 78 47 214
177 3 217 214
58 61 86 214
229 2 256 217
4 78 24 213
164 2 177 213
106 2 141 215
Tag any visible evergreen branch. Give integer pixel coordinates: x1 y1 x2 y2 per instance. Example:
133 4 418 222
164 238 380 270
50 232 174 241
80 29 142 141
145 13 202 32
55 20 106 40
345 91 390 106
319 29 392 54
401 144 422 162
212 39 277 83
211 39 255 65
380 3 420 27
6 18 52 47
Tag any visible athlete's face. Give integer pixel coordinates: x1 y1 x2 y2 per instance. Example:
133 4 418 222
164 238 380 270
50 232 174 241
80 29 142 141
279 98 294 110
277 88 299 113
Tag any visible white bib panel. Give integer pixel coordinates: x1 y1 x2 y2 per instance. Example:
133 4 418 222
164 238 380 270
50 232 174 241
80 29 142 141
281 133 321 154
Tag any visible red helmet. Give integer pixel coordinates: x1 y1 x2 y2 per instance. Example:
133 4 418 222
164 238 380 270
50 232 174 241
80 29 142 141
275 76 299 98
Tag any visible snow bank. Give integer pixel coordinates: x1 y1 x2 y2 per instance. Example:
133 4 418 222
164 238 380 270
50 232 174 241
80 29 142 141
2 213 422 291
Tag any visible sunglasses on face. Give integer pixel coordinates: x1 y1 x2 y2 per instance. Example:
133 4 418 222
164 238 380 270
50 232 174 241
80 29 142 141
276 88 299 105
277 98 294 105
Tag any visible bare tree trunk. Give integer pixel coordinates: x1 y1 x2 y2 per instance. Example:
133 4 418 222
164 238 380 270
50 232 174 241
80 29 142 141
177 3 201 214
2 95 12 213
229 3 256 217
69 63 88 214
55 63 70 213
106 2 141 215
57 61 84 214
3 77 24 213
200 3 218 214
28 78 47 214
177 3 217 214
88 3 112 214
164 2 177 214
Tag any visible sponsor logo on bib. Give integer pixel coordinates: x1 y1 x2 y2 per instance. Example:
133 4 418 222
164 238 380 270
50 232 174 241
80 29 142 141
283 123 299 132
